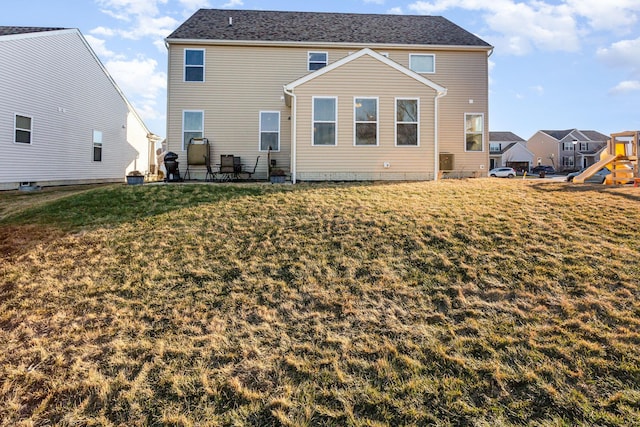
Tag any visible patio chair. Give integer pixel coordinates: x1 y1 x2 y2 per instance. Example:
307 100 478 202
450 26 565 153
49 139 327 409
242 156 261 180
185 138 209 180
218 155 235 181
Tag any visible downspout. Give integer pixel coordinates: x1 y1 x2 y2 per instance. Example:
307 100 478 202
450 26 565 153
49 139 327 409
434 89 448 181
283 85 297 184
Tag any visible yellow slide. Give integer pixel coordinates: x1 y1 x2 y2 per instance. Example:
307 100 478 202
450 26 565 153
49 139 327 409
572 154 619 184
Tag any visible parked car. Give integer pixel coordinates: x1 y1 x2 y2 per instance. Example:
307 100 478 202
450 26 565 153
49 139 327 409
489 167 516 178
531 165 555 174
566 167 611 183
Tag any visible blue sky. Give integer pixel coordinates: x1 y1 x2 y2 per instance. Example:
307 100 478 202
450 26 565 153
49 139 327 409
3 0 640 140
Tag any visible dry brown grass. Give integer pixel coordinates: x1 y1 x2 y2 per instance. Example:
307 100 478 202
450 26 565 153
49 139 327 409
1 180 639 426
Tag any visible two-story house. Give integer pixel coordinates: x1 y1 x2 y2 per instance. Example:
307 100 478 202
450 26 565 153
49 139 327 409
165 9 492 182
0 27 157 190
526 129 609 173
489 131 533 173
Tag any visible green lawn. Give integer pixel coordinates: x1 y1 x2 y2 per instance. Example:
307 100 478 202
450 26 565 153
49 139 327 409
1 180 639 426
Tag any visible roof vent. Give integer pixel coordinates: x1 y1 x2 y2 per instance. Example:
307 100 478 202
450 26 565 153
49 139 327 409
228 17 233 26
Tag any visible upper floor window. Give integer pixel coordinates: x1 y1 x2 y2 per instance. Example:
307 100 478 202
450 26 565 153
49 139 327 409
260 111 280 151
563 141 575 151
93 130 103 162
409 54 435 73
490 143 501 152
354 98 378 146
313 97 337 146
15 114 32 144
396 98 419 146
308 52 328 71
580 142 588 151
465 113 484 152
183 110 204 150
184 49 205 82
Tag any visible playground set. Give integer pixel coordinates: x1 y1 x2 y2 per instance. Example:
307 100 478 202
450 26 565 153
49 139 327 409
572 131 640 186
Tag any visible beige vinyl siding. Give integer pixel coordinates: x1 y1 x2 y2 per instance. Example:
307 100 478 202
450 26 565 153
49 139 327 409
167 43 490 180
168 45 305 179
292 54 437 180
526 132 561 170
429 51 489 176
0 30 149 188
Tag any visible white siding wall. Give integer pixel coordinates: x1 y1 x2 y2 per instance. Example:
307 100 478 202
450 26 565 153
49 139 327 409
0 30 149 189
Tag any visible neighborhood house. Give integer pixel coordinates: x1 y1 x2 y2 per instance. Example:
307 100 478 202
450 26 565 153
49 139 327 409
0 27 156 190
526 129 609 173
165 9 493 182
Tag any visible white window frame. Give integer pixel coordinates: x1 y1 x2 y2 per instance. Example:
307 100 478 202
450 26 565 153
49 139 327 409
562 141 574 151
464 113 484 152
184 48 205 82
579 142 588 151
14 113 32 144
395 98 420 147
312 96 337 146
354 97 379 147
92 130 103 162
308 51 328 71
259 111 280 152
182 110 204 150
409 54 435 74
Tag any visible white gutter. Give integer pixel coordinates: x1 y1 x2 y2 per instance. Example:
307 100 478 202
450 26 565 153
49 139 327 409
165 38 494 53
283 86 297 184
434 89 448 181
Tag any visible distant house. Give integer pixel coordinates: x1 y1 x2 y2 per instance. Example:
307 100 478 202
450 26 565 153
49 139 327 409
526 129 608 172
489 131 533 173
0 27 157 190
165 9 493 182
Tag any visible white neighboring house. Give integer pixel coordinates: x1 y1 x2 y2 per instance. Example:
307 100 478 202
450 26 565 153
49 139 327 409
489 131 534 173
0 27 158 190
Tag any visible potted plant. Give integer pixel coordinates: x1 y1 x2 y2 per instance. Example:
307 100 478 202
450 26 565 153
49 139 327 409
126 170 144 185
269 168 286 184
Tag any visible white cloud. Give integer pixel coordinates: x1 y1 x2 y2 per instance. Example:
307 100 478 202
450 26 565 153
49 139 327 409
387 7 403 14
97 0 168 18
85 35 117 58
566 0 639 33
609 80 640 95
90 26 116 37
179 0 210 9
530 85 544 95
409 0 580 55
105 57 167 121
221 0 243 8
597 37 640 75
364 0 385 4
119 15 180 39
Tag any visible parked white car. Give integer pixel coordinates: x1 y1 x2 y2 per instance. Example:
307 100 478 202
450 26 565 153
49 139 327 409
489 167 516 178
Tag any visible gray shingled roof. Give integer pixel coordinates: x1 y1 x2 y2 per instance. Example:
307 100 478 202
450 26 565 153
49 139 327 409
167 9 492 47
541 129 609 142
490 131 525 142
0 26 67 36
580 130 609 142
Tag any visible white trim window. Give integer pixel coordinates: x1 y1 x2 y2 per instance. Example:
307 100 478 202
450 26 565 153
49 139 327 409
260 111 280 151
14 114 32 144
93 130 103 162
354 97 378 146
308 51 328 71
465 113 484 152
184 48 205 82
409 54 435 74
313 97 337 146
562 141 574 151
396 98 419 146
182 110 204 150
